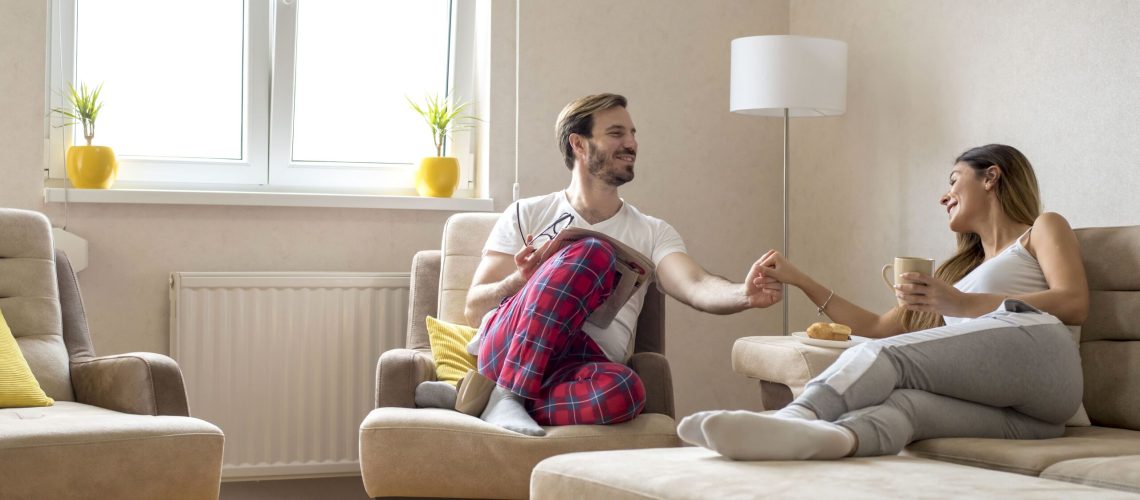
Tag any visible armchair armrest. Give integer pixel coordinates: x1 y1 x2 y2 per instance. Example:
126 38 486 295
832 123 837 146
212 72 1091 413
375 347 436 408
731 336 845 410
71 352 190 416
630 352 674 418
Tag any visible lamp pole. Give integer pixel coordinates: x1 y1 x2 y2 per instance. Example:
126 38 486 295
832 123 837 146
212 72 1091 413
782 107 789 336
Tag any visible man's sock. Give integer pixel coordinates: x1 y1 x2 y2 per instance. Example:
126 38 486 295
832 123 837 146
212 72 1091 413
480 385 545 436
773 403 818 420
701 410 855 461
677 411 719 447
414 381 458 409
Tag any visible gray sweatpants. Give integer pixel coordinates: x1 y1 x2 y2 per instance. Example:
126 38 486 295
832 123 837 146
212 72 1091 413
795 300 1083 457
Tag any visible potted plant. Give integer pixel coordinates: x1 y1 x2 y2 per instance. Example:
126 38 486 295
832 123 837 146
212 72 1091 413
52 82 117 189
407 94 479 197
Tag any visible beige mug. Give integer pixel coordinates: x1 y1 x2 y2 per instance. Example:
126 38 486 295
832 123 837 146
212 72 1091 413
882 257 935 306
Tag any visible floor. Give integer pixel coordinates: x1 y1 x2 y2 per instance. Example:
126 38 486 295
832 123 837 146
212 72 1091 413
220 475 370 500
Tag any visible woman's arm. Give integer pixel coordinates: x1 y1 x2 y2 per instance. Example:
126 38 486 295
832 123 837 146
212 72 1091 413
898 212 1089 325
759 252 907 338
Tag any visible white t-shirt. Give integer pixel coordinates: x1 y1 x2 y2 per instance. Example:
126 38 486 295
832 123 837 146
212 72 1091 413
483 191 687 362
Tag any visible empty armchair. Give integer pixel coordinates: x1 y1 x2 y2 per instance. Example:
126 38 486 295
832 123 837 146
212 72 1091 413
0 208 224 500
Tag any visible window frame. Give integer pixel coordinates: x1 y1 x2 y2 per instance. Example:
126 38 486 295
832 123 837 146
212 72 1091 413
47 0 478 195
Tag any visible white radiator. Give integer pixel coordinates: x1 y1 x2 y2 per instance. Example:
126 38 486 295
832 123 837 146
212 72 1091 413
170 272 410 480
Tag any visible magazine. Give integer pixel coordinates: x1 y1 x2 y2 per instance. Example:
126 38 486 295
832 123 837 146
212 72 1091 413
535 227 655 328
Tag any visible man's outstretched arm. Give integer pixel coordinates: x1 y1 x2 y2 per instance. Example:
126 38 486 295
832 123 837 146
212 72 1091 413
656 251 782 315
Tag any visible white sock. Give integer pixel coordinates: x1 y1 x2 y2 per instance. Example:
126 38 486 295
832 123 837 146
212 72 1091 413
677 410 720 448
480 385 545 436
701 410 856 461
414 381 458 409
774 403 818 420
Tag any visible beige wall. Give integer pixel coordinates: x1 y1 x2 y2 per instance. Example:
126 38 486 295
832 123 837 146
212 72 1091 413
785 0 1140 327
0 0 788 432
514 0 790 415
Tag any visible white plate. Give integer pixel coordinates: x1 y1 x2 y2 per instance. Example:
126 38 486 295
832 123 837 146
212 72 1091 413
792 331 863 349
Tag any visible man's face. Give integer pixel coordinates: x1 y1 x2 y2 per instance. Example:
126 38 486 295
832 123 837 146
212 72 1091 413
581 106 638 186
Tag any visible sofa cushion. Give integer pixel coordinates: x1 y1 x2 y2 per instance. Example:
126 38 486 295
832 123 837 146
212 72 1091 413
0 401 224 499
0 209 71 402
1041 455 1140 494
438 213 498 325
0 307 53 407
425 316 478 385
531 447 1133 499
359 407 678 499
905 426 1140 476
1081 340 1140 430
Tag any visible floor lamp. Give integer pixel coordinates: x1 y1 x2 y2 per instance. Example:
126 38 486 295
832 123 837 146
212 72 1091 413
730 35 847 335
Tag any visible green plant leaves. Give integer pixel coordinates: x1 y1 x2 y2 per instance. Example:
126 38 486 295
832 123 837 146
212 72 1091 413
406 93 481 157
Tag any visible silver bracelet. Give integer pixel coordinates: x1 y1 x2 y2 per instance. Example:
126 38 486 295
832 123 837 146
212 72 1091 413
816 289 835 316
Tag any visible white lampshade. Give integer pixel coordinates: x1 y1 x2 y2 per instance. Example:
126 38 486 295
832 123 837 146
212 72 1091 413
731 35 847 117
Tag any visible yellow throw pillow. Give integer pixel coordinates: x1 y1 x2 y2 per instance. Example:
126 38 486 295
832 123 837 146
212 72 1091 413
0 307 54 408
425 316 478 386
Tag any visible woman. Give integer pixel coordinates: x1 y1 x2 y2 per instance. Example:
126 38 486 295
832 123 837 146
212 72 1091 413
680 144 1089 460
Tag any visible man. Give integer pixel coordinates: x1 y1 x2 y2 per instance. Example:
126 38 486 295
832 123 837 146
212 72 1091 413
459 93 782 435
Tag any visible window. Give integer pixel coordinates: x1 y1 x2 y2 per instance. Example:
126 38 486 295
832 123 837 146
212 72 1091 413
48 0 478 195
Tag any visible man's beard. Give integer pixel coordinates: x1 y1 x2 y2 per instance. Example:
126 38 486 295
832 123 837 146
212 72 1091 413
586 143 635 187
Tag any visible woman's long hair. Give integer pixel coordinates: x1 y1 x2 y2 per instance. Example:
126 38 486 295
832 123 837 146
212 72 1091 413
900 144 1042 332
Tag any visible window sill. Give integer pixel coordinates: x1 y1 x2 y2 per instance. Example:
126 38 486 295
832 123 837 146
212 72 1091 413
42 180 494 212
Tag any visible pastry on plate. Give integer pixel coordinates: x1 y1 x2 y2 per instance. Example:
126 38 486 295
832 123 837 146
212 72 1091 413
806 322 852 341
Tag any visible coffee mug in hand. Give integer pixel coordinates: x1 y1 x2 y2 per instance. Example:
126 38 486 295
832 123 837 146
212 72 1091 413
882 257 935 306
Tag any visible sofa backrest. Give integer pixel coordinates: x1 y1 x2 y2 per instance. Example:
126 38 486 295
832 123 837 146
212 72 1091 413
1075 225 1140 430
432 211 665 355
0 208 73 401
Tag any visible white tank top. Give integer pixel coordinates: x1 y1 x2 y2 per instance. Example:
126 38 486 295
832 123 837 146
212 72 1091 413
944 229 1047 325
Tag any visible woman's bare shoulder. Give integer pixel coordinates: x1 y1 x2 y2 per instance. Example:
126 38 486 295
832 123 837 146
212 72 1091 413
1033 212 1076 238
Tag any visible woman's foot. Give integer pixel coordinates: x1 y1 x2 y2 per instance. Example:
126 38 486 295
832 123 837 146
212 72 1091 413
701 410 855 461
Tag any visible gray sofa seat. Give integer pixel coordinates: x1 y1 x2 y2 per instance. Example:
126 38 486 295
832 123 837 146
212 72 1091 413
0 402 223 499
531 448 1137 499
1042 455 1140 493
905 426 1140 477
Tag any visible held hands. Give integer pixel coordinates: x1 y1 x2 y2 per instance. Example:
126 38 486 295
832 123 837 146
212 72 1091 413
755 250 809 288
894 272 966 316
744 250 784 309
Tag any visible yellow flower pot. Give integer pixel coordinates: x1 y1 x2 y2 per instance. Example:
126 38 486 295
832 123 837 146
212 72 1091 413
66 145 118 189
415 156 460 197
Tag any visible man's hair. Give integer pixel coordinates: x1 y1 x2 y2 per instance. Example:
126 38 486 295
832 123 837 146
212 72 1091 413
554 93 628 170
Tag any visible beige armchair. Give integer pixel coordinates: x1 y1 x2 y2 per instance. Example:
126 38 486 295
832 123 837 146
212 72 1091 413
359 212 680 499
0 208 224 500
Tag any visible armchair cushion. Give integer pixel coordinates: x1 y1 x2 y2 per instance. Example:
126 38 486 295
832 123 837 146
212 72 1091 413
425 315 478 385
0 401 224 500
360 408 679 499
70 352 190 416
0 308 53 407
374 347 436 408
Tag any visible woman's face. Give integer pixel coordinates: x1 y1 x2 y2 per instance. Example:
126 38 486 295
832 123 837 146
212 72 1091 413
940 162 990 233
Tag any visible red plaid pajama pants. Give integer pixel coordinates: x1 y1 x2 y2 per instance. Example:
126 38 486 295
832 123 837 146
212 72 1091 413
477 237 647 425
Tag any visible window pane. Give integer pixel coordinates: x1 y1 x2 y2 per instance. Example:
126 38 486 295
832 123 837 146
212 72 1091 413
75 0 244 159
291 0 451 164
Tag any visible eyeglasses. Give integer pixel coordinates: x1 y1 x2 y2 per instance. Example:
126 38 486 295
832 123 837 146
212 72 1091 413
517 205 575 248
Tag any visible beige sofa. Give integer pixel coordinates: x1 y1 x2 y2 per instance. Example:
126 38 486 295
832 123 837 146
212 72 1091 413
359 213 679 499
531 225 1140 497
0 209 224 500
